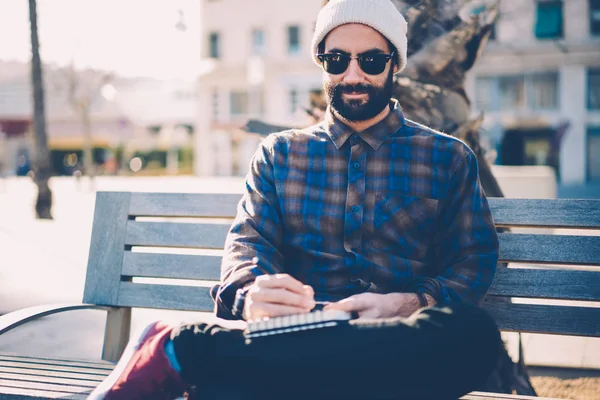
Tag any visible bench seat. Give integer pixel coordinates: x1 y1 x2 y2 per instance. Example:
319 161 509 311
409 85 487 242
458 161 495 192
0 354 112 399
0 354 563 400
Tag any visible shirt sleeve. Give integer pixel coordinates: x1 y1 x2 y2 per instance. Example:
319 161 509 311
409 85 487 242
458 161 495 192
411 150 499 305
210 136 286 319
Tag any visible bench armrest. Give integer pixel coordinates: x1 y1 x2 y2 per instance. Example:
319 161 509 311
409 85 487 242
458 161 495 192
0 303 110 335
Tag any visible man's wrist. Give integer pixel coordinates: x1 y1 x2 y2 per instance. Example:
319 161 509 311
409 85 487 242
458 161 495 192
407 277 443 305
423 293 436 307
232 285 252 320
384 292 420 317
414 292 428 308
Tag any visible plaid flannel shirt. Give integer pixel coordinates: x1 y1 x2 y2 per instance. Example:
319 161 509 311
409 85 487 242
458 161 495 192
211 100 499 319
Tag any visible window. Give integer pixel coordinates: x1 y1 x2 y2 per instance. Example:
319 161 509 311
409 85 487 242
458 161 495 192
591 0 600 36
211 89 219 121
475 73 559 112
230 91 249 116
288 25 301 54
589 69 600 110
499 75 525 110
588 127 600 180
528 72 559 110
535 0 563 39
209 32 220 59
251 29 265 56
475 77 496 111
289 89 298 114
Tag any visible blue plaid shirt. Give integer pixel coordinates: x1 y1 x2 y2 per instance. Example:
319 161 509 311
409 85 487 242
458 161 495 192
211 100 499 319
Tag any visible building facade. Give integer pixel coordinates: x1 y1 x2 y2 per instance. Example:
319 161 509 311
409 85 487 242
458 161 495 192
465 0 600 183
194 0 600 182
195 0 324 176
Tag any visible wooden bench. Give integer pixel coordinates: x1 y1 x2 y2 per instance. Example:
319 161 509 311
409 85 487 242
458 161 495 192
1 191 599 399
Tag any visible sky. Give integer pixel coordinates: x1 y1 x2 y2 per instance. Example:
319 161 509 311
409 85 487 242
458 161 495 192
0 0 201 79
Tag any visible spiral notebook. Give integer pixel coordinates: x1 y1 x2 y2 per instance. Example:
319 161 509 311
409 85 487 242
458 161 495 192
244 309 354 339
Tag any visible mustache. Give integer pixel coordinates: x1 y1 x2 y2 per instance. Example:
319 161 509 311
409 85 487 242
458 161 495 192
337 84 373 94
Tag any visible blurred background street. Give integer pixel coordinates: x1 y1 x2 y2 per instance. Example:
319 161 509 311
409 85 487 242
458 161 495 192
1 0 600 398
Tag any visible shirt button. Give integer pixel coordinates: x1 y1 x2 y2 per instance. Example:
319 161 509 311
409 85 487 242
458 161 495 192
353 162 360 169
353 135 359 140
351 205 359 212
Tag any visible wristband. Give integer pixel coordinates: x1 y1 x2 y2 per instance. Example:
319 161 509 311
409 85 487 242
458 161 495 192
415 291 428 308
232 286 251 319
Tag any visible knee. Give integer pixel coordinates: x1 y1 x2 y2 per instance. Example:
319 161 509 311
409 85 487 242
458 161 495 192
445 302 502 375
416 302 501 368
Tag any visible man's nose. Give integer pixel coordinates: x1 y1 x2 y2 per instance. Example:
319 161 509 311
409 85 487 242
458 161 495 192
343 58 364 85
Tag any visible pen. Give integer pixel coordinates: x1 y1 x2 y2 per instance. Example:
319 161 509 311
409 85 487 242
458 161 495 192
252 257 330 305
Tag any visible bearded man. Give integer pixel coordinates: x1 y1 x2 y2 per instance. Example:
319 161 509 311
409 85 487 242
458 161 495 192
90 1 501 399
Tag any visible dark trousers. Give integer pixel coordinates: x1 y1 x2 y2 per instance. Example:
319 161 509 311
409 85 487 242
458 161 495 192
171 302 501 400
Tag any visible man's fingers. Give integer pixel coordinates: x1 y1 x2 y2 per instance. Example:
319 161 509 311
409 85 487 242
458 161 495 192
249 302 311 320
324 294 371 312
250 287 315 309
255 273 312 296
356 309 381 319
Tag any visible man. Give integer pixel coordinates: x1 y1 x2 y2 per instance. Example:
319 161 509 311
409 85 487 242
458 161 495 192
90 0 500 399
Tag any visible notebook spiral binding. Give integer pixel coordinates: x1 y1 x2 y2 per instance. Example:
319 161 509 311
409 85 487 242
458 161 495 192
244 310 353 339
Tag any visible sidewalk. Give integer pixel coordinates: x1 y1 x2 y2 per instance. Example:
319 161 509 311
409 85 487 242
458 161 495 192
0 175 599 369
0 176 245 360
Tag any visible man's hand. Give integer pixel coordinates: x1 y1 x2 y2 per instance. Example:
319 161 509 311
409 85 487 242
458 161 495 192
244 274 315 320
324 292 433 319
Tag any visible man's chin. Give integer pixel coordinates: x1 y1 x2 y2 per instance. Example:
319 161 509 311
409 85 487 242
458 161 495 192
336 109 371 122
334 102 387 122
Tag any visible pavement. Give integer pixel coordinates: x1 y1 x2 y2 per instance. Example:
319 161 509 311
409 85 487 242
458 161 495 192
0 175 599 370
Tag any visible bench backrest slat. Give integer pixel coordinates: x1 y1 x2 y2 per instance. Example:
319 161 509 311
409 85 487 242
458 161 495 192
84 192 600 337
487 268 600 301
488 198 600 229
498 233 600 265
125 221 231 249
117 282 214 311
122 252 221 281
129 193 240 218
484 302 600 337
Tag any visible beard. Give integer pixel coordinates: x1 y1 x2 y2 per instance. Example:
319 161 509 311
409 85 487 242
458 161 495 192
325 68 394 122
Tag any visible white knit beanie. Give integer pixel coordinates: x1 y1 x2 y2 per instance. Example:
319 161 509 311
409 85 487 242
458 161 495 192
311 0 408 74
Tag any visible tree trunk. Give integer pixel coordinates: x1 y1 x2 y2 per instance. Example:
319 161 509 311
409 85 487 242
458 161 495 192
28 0 53 220
81 106 95 179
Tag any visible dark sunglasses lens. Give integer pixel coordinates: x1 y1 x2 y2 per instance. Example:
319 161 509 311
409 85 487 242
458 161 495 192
322 55 349 74
359 55 389 75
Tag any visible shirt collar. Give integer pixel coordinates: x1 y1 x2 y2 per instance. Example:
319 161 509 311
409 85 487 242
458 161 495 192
323 99 405 151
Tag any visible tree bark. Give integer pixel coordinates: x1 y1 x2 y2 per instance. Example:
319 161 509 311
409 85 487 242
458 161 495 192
28 0 53 220
81 105 95 179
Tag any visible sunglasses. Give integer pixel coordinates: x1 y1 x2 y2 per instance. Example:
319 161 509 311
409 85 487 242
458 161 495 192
316 51 395 75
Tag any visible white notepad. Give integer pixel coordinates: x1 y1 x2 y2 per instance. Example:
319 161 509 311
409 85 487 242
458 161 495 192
244 310 353 339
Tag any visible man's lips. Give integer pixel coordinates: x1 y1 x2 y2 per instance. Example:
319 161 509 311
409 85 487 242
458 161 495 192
343 92 368 98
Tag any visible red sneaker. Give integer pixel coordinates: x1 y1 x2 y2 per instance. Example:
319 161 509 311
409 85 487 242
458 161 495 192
89 321 189 400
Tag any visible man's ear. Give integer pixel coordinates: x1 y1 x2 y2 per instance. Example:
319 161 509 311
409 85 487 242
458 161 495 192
393 64 400 74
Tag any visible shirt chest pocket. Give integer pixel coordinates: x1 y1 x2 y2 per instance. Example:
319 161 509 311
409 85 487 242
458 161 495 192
373 193 439 258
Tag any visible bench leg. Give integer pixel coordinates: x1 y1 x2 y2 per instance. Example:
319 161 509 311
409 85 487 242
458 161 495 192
102 307 131 362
